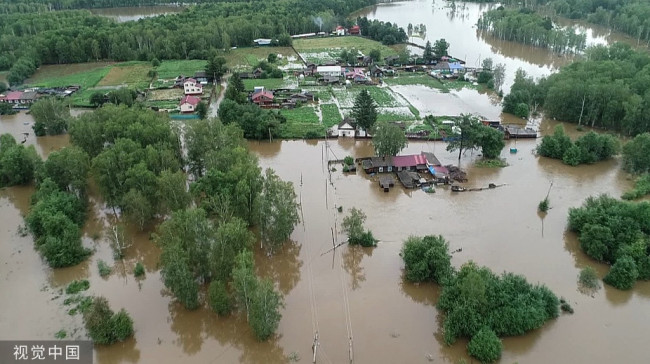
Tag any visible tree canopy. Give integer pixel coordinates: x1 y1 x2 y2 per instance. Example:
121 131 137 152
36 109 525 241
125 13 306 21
372 122 407 157
30 97 70 136
537 126 619 166
351 89 378 131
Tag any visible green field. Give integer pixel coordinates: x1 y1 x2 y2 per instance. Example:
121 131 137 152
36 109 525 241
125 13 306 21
217 47 297 70
332 86 406 108
27 66 111 88
293 36 403 61
98 61 152 89
277 121 326 139
243 78 287 90
321 103 342 127
156 60 207 79
279 106 319 124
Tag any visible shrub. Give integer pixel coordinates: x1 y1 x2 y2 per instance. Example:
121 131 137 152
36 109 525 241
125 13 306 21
82 297 134 345
467 327 502 363
208 280 232 316
344 156 354 166
97 260 111 277
560 298 574 314
111 309 135 342
134 262 145 278
603 255 638 290
66 280 90 294
356 231 378 247
538 197 549 212
622 133 650 174
621 174 650 200
401 235 453 284
578 266 600 289
55 330 67 339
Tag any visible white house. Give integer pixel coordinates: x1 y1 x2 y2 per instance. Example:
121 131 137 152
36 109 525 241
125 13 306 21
180 95 200 113
316 66 342 78
253 38 272 46
183 78 203 95
335 26 346 36
337 118 355 137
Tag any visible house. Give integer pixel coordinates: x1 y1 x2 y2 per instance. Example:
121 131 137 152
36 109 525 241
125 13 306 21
422 152 441 166
316 66 342 77
392 154 428 172
251 90 274 105
0 91 24 104
174 75 187 87
344 68 366 80
361 56 373 66
337 118 356 137
20 91 38 104
289 92 314 103
180 95 200 113
384 55 399 66
349 25 361 35
194 71 209 85
183 78 203 95
320 75 341 85
254 38 272 46
361 157 393 173
335 26 346 36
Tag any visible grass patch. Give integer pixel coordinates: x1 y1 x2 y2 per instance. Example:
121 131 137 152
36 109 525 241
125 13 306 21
622 174 650 200
65 280 90 294
279 106 319 124
578 266 600 289
156 59 207 79
216 47 296 69
321 103 342 127
293 36 402 59
475 158 507 168
243 78 287 91
27 66 110 88
55 330 67 339
143 100 180 109
97 62 152 89
277 122 326 139
97 260 111 277
147 88 184 101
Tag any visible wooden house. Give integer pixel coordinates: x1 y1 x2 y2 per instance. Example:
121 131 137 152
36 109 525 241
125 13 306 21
251 90 274 105
337 118 356 137
392 154 428 172
361 157 393 173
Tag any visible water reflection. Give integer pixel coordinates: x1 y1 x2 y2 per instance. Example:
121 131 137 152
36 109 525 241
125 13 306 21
169 302 205 354
95 338 140 363
255 241 303 295
342 245 373 290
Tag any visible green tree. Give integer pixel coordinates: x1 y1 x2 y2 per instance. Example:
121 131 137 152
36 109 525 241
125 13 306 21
342 207 366 244
492 64 506 92
258 169 300 253
446 114 481 163
401 235 453 284
160 243 199 309
196 101 208 119
369 49 381 62
423 41 434 63
208 280 232 316
372 122 407 157
38 146 90 196
477 125 505 159
351 89 377 131
82 297 134 345
206 56 227 83
433 38 450 56
121 188 153 230
0 134 41 187
232 250 257 318
156 170 190 213
211 217 255 281
225 74 247 104
0 103 16 115
537 125 573 159
622 133 650 174
249 278 283 341
30 97 70 136
603 255 638 290
467 327 502 363
90 92 106 107
267 53 278 63
151 58 160 67
107 88 136 106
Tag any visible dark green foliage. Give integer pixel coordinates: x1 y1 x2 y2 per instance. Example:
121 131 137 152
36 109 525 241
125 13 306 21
622 133 650 174
538 197 550 213
560 299 574 314
372 122 407 157
65 280 90 294
267 53 278 63
569 194 650 288
82 297 134 345
478 8 586 53
0 102 17 115
134 262 145 278
97 260 111 277
225 74 247 104
351 90 377 131
437 262 559 344
537 126 619 165
342 208 377 247
208 280 232 316
446 115 504 161
249 278 283 341
423 41 434 63
218 99 283 139
151 58 160 67
258 168 300 253
196 101 208 119
603 255 638 290
401 235 453 284
467 327 502 363
206 56 227 82
502 69 546 118
578 266 600 289
433 39 450 57
356 17 408 45
0 134 41 187
107 88 137 107
90 92 106 107
622 174 650 200
38 146 90 196
343 156 354 166
55 330 67 339
478 126 505 159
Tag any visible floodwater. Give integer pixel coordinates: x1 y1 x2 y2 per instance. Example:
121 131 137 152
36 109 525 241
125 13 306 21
390 85 503 119
3 109 650 363
356 0 635 91
91 6 184 23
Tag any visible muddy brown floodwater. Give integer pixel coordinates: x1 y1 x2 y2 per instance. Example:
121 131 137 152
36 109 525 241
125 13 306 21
2 108 650 363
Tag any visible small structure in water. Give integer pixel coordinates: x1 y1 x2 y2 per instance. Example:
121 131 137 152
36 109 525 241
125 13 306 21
451 185 466 192
379 175 395 192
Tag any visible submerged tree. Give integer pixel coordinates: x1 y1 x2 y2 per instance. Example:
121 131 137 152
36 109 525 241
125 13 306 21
30 97 70 136
372 122 407 157
258 168 300 253
342 207 377 247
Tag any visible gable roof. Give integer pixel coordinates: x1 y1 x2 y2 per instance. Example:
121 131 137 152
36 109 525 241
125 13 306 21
184 78 199 84
251 91 274 100
180 95 200 106
421 152 441 166
392 154 427 168
4 91 23 101
338 118 355 129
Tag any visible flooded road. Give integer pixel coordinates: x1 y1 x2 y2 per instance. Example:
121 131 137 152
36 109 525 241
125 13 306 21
2 108 650 362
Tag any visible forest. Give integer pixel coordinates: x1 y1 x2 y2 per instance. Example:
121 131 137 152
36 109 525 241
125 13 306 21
477 8 587 54
0 0 377 84
503 43 650 136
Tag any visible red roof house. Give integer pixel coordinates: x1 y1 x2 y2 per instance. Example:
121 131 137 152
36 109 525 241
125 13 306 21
251 90 274 105
349 25 361 35
1 91 24 104
183 78 203 95
392 154 428 171
179 95 201 113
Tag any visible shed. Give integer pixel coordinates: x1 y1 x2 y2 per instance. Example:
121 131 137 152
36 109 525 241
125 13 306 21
316 66 342 77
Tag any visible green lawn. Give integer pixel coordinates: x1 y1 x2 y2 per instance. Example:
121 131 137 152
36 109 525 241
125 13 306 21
293 36 403 59
27 66 110 88
321 103 342 127
156 60 207 79
217 47 297 69
98 61 152 89
277 122 326 139
69 89 99 107
332 86 405 108
279 106 319 124
243 78 287 91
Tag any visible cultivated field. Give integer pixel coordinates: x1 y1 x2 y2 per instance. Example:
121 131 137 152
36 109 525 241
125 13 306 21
294 36 404 64
98 61 152 89
26 63 113 88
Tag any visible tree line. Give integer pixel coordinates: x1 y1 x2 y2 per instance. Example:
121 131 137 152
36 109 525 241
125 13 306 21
356 17 408 45
1 0 378 84
477 7 587 54
503 43 650 136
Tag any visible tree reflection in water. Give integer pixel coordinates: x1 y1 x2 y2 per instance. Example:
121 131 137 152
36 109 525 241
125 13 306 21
342 244 373 290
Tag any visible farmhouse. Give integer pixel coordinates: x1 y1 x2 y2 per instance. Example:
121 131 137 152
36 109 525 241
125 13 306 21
180 95 200 113
183 78 203 95
337 118 356 137
251 90 274 105
335 26 346 36
316 66 342 78
0 91 25 104
349 25 361 35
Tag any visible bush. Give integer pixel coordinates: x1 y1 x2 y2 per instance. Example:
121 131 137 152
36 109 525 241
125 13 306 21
603 255 638 290
134 262 145 278
356 231 378 247
623 133 650 174
344 156 354 166
538 126 619 166
55 330 67 339
208 280 232 316
467 327 502 363
66 280 90 294
578 266 600 289
560 298 574 314
622 174 650 200
83 297 134 345
97 260 111 277
111 309 135 342
400 235 453 284
514 103 529 118
538 197 550 212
